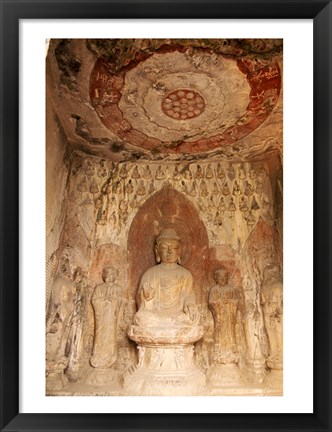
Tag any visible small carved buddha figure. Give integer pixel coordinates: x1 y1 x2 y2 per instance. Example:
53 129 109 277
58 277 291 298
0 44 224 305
133 228 199 328
227 197 236 212
208 268 239 365
183 166 192 181
119 163 129 179
251 195 260 211
180 180 188 194
142 165 152 180
148 180 155 195
239 196 248 212
119 200 129 223
130 194 140 209
214 211 223 227
195 164 204 179
212 182 220 196
173 165 181 181
205 164 214 179
136 180 147 196
125 179 134 195
232 180 241 196
90 266 121 369
244 180 254 196
112 181 122 194
238 165 246 180
189 181 198 197
218 196 226 212
261 266 283 370
246 210 256 227
131 166 140 179
199 180 209 197
155 165 165 180
222 182 230 196
216 163 226 180
227 165 236 181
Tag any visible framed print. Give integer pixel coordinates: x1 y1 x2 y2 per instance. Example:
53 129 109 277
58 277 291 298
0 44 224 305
1 0 331 431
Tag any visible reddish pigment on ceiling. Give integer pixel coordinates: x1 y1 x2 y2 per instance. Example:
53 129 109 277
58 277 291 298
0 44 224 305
89 48 281 154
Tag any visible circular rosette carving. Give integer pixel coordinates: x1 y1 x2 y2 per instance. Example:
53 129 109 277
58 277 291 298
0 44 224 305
161 89 206 120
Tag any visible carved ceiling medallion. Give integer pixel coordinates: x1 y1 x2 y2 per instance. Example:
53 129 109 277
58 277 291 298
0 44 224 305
90 46 281 154
161 89 206 120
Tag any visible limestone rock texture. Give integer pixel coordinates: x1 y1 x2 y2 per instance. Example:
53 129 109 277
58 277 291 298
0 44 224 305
46 38 283 396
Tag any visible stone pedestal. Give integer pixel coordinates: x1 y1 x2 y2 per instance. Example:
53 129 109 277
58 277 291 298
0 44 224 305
123 325 206 395
46 359 69 391
243 358 267 385
264 369 283 395
207 364 242 389
86 368 119 386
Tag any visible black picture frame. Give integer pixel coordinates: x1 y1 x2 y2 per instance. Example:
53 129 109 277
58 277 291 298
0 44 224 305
1 1 331 431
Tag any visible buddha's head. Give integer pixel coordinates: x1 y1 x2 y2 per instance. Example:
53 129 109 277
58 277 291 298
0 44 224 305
155 228 181 264
214 268 229 286
102 266 118 283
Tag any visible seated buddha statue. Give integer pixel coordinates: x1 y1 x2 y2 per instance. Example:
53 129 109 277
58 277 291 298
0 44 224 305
133 228 199 328
125 228 206 396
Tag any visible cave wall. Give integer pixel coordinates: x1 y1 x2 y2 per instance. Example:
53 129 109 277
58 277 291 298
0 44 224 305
48 151 282 379
45 81 71 307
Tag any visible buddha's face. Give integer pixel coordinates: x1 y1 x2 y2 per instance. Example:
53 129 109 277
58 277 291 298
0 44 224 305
103 267 117 283
215 269 229 286
157 239 180 264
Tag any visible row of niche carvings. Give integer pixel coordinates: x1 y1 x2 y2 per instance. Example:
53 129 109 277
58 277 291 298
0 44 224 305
46 153 282 394
68 157 274 249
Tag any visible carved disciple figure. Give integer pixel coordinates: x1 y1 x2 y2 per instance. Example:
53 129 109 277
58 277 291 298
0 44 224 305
46 255 77 390
90 266 121 369
133 228 199 328
260 266 283 370
208 268 239 364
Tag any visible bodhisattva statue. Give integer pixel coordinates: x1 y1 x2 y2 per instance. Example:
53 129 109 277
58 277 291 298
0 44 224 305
90 266 121 369
65 268 88 381
46 255 77 391
261 265 283 370
125 228 205 395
